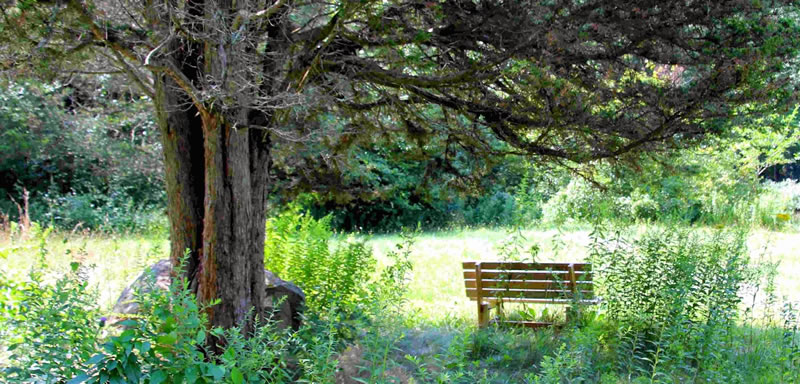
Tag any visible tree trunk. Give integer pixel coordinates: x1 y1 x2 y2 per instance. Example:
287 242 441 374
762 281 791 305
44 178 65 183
143 0 282 334
155 73 271 332
154 73 205 290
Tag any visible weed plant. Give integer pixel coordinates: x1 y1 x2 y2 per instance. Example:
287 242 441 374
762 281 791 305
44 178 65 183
2 219 799 383
0 211 414 383
0 255 101 381
264 204 414 324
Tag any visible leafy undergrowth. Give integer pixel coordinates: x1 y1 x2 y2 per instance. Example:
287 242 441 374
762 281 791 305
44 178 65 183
1 215 799 383
342 227 800 384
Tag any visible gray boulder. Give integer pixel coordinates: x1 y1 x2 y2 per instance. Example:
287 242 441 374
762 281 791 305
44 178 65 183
112 259 172 315
264 269 306 329
112 259 305 329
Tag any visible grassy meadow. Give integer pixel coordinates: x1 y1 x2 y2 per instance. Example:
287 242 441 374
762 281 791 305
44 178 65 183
368 226 800 322
2 223 799 320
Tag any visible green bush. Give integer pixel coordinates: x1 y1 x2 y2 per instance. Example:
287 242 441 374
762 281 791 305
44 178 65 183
542 179 631 225
538 167 797 228
75 261 307 384
38 188 166 233
529 344 591 384
264 204 413 320
264 205 373 315
298 154 568 232
463 192 517 227
0 257 101 382
0 79 164 233
629 189 659 221
590 227 751 380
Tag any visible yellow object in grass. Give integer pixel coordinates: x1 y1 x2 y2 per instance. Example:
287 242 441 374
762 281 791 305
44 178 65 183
776 213 791 222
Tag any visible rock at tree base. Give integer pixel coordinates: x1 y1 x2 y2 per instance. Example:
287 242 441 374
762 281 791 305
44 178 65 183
263 269 306 329
111 260 172 315
112 259 305 329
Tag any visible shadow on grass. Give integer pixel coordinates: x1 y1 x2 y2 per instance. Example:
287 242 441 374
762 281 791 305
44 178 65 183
337 309 800 384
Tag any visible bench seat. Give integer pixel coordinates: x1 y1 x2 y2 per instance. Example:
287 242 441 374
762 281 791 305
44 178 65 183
462 261 597 327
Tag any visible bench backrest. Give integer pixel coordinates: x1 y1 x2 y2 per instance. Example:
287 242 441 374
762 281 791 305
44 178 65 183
462 261 594 303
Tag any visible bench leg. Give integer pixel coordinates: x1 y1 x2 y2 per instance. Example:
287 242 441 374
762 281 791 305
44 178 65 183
566 305 581 324
478 302 490 327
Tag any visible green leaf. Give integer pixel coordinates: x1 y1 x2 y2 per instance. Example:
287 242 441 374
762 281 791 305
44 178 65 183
124 360 141 381
86 353 106 365
223 347 235 361
149 370 167 384
184 365 199 383
156 331 177 345
230 367 244 384
118 319 138 328
207 364 225 381
67 373 91 384
119 329 135 342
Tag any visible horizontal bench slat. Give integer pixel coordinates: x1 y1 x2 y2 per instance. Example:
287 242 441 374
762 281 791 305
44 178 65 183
463 270 591 281
462 261 590 271
464 279 593 290
466 288 595 300
466 297 598 304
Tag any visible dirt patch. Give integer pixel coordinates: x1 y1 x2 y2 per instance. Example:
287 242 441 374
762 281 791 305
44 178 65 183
336 344 413 384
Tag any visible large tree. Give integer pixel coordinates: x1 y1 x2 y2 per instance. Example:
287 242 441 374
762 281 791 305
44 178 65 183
2 0 798 330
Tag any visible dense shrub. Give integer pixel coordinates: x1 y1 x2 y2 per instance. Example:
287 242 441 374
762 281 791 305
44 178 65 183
589 227 751 380
539 163 800 229
300 153 569 232
0 79 164 233
629 189 660 221
542 178 632 225
307 192 522 233
73 262 314 384
264 204 413 319
0 254 101 381
535 111 800 229
462 191 517 227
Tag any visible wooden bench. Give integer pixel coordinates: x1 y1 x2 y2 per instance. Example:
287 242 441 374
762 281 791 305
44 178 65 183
462 261 596 328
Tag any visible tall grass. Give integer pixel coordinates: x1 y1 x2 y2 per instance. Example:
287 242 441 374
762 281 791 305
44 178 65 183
1 221 799 383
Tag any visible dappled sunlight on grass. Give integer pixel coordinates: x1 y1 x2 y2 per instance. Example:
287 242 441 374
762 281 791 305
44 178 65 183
0 229 168 309
2 224 799 382
2 224 798 317
364 225 800 324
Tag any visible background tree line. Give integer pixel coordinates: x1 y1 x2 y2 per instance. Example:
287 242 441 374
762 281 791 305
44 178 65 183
0 77 163 232
2 75 799 233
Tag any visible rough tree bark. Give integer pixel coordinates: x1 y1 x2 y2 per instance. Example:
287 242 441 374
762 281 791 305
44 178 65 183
143 0 283 331
154 79 272 330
